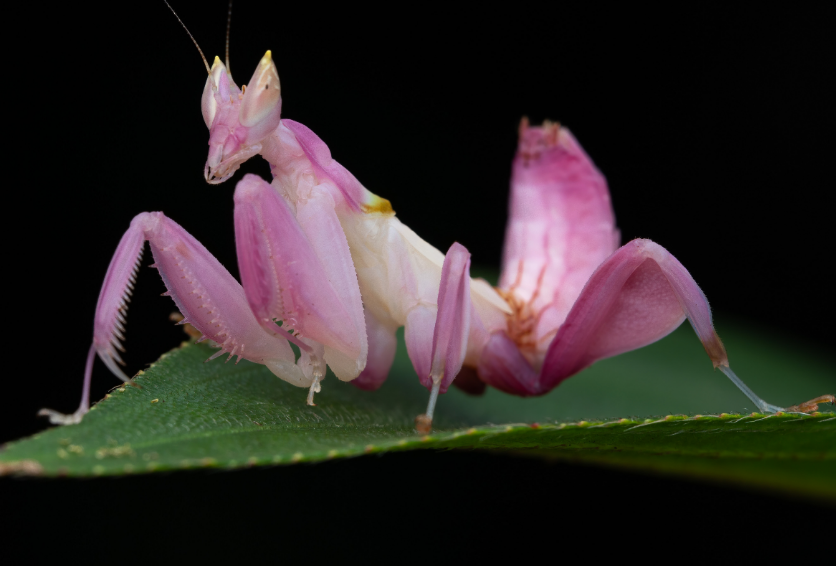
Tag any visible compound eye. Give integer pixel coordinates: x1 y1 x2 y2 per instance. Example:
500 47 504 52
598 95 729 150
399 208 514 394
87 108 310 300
201 57 229 128
239 51 281 128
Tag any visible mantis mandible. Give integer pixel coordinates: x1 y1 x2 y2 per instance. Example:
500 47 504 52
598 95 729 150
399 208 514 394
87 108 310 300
39 3 833 432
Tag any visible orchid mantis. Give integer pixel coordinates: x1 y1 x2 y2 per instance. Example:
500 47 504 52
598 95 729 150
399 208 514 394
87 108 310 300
40 9 833 430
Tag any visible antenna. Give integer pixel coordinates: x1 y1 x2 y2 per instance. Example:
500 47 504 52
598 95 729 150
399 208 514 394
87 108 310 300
225 0 233 75
163 0 211 75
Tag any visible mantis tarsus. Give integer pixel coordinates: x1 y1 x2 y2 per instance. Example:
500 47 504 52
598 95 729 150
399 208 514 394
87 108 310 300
39 3 833 431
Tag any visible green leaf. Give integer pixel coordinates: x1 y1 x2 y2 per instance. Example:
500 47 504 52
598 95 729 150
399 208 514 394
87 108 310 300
1 321 833 501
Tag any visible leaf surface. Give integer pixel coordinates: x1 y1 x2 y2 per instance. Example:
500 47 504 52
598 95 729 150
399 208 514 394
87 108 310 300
1 321 833 500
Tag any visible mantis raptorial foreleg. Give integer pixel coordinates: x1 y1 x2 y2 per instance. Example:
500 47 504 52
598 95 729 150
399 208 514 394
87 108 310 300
40 174 373 422
40 211 305 424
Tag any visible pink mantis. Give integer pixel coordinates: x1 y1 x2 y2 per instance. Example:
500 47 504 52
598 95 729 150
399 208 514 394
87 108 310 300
39 12 833 431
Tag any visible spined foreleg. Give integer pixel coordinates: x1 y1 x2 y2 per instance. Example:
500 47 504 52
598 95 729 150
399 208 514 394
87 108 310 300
40 211 302 425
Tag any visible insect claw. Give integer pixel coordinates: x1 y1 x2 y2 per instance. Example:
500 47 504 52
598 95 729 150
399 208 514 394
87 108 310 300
415 380 441 435
41 344 98 425
306 375 322 406
785 394 835 413
37 407 85 425
414 414 432 435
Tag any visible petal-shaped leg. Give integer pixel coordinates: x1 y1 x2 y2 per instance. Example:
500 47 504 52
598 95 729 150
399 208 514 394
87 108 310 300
352 307 398 391
427 243 472 393
404 304 436 385
542 239 715 385
295 184 368 380
451 366 487 396
539 239 783 412
414 243 472 433
477 330 539 396
404 243 473 395
234 175 367 390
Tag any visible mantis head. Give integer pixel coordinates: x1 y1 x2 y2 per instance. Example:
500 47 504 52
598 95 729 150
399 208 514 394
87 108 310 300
202 51 282 184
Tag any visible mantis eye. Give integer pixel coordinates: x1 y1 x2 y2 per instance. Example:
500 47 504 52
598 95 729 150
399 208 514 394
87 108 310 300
201 57 229 128
239 51 282 131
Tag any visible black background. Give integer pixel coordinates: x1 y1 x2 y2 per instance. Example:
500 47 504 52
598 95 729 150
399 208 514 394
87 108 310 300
3 1 834 553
